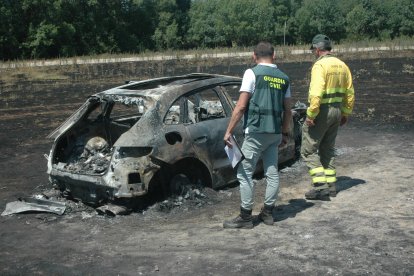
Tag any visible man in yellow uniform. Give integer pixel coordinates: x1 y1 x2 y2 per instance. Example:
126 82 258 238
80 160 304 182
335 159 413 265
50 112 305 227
301 34 355 200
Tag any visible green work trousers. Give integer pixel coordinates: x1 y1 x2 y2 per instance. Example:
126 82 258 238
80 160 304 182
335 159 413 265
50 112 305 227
301 105 341 189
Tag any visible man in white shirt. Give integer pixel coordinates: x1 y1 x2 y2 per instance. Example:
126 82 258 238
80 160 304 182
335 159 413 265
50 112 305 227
223 42 292 229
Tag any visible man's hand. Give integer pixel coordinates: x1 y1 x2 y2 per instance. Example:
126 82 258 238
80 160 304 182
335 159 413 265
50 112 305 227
224 132 232 148
340 115 348 126
279 133 289 147
305 117 315 127
282 134 289 145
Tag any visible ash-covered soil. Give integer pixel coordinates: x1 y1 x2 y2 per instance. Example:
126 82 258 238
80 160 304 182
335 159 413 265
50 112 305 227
0 53 413 275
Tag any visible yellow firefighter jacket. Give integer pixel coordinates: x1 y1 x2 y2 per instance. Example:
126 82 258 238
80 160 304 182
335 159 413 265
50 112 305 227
307 54 355 119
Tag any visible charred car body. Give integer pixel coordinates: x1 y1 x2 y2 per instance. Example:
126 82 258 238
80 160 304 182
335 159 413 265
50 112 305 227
47 74 306 205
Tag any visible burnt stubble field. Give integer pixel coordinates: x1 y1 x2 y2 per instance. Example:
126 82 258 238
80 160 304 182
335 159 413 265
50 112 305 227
0 51 413 275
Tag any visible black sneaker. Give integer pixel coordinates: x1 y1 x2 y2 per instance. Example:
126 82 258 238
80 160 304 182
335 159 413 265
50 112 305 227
305 188 330 200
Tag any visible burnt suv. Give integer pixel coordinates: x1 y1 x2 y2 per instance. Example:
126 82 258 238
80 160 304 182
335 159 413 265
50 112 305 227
46 73 305 205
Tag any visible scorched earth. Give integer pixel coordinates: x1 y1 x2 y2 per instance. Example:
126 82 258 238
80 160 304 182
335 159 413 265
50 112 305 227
0 52 413 275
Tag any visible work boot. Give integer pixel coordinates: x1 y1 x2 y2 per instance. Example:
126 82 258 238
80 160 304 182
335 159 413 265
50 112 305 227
258 204 274 225
328 182 337 197
305 188 330 200
223 207 253 229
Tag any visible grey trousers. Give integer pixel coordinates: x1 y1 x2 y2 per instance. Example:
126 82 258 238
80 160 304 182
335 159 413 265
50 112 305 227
237 132 282 210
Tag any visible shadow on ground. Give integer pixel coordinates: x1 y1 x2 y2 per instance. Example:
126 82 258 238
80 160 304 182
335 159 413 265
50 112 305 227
273 199 314 222
266 176 366 223
336 176 366 194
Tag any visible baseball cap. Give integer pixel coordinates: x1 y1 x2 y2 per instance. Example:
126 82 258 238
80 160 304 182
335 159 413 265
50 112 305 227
310 34 332 50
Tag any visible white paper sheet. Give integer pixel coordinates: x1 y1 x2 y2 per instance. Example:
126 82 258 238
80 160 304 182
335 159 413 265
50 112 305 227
224 135 244 168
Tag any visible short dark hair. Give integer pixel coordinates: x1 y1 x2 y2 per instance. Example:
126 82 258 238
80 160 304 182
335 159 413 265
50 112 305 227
254 42 274 58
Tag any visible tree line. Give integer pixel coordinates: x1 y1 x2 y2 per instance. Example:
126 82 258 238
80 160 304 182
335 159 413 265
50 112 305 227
1 0 413 61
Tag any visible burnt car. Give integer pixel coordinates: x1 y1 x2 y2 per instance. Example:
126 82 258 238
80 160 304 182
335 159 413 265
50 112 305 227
46 73 306 205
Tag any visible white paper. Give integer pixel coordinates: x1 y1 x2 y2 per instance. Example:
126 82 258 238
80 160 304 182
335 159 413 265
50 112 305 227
224 135 244 168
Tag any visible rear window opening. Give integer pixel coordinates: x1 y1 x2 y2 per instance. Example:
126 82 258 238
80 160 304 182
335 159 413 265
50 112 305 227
51 96 153 175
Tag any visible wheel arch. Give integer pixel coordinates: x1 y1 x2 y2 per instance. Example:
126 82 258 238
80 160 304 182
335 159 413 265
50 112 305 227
148 157 213 195
169 157 213 188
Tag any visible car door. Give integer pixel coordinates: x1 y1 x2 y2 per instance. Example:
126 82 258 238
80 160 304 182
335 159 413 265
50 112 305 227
183 87 236 187
158 96 196 163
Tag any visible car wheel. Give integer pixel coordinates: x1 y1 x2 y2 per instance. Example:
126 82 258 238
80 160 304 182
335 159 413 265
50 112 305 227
293 119 302 159
169 173 192 196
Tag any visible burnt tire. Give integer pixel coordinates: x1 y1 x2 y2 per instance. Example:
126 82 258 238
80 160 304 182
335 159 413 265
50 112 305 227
293 119 303 160
169 174 191 196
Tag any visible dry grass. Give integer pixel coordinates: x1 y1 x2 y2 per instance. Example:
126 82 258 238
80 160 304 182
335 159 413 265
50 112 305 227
0 66 69 85
0 39 413 86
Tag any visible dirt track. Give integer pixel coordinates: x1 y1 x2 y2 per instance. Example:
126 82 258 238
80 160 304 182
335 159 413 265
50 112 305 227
0 53 413 275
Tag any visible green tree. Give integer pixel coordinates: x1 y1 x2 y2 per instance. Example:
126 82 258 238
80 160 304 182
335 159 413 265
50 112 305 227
399 0 414 37
1 0 413 60
152 0 180 50
111 0 157 53
152 0 190 50
20 0 57 58
273 0 291 45
176 0 191 48
294 0 346 44
387 0 414 38
188 0 280 48
187 0 222 48
0 0 25 59
225 0 277 46
345 0 390 40
24 22 59 58
18 0 158 58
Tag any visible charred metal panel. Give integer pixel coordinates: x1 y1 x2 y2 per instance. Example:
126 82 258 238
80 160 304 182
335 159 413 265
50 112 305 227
103 147 160 198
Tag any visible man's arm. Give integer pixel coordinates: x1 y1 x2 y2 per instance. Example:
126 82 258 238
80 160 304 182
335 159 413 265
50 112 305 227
306 64 324 126
340 67 355 126
224 92 250 147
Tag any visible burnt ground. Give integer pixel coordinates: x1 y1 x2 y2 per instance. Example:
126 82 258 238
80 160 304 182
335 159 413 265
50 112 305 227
0 53 414 275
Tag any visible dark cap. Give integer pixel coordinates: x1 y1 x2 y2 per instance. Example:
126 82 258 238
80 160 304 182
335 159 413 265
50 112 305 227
310 34 332 50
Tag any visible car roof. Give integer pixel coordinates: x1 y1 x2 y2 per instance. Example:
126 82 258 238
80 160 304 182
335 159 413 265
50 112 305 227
95 73 242 100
